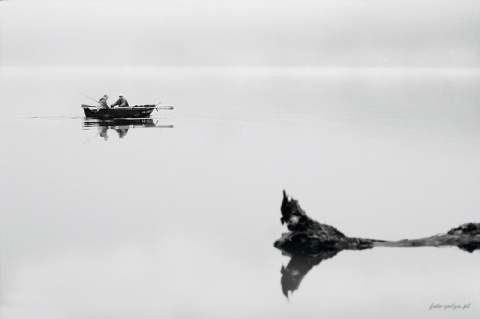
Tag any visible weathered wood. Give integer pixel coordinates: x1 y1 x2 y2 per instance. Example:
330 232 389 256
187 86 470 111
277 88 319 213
275 191 480 254
275 190 384 254
374 223 480 252
275 191 480 298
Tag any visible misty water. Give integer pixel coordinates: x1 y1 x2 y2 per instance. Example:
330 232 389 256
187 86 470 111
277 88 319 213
1 67 479 318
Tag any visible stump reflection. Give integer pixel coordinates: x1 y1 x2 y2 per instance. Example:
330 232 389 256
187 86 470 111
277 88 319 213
275 191 480 298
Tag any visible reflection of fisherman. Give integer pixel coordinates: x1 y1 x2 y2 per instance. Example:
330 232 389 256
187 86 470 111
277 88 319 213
114 125 129 139
110 94 129 108
98 126 108 140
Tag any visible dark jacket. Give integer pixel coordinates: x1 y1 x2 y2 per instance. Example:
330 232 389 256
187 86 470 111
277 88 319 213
111 97 129 107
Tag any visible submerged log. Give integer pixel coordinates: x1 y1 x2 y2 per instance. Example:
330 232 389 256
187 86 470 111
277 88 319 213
374 223 480 252
275 191 480 298
275 190 480 254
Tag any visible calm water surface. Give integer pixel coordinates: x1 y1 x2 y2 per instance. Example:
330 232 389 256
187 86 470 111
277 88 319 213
1 67 479 318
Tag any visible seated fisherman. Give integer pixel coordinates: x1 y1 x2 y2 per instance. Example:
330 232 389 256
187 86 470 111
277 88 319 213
98 94 109 109
110 94 129 108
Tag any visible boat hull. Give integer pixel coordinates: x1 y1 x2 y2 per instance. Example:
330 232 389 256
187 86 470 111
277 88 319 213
82 104 155 119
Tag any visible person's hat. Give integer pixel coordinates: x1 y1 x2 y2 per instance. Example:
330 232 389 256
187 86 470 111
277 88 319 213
119 94 123 97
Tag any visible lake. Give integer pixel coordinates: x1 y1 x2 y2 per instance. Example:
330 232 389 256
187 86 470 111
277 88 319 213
0 66 479 318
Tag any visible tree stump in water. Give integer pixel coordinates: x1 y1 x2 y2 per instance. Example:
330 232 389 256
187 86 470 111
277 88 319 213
274 191 480 298
275 190 480 254
274 190 383 254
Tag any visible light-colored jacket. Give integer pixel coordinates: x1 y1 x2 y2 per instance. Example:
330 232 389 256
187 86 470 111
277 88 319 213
111 97 129 107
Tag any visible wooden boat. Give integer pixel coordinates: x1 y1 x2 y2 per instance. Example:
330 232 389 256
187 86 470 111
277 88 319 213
81 104 172 119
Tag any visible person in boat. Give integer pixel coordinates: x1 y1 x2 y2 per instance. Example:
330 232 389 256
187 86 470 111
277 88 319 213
98 94 109 109
110 94 129 108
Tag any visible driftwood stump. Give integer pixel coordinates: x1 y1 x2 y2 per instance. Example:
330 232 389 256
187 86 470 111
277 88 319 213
275 191 480 298
275 190 383 254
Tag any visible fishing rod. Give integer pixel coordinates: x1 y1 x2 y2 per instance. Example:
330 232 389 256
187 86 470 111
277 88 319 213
79 92 100 104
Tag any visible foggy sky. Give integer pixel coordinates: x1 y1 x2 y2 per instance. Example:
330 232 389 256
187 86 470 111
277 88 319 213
0 0 479 68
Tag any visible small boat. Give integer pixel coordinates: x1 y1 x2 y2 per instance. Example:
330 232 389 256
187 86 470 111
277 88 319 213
82 104 173 119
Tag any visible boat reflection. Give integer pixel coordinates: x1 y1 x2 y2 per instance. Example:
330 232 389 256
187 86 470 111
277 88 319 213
82 118 173 140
